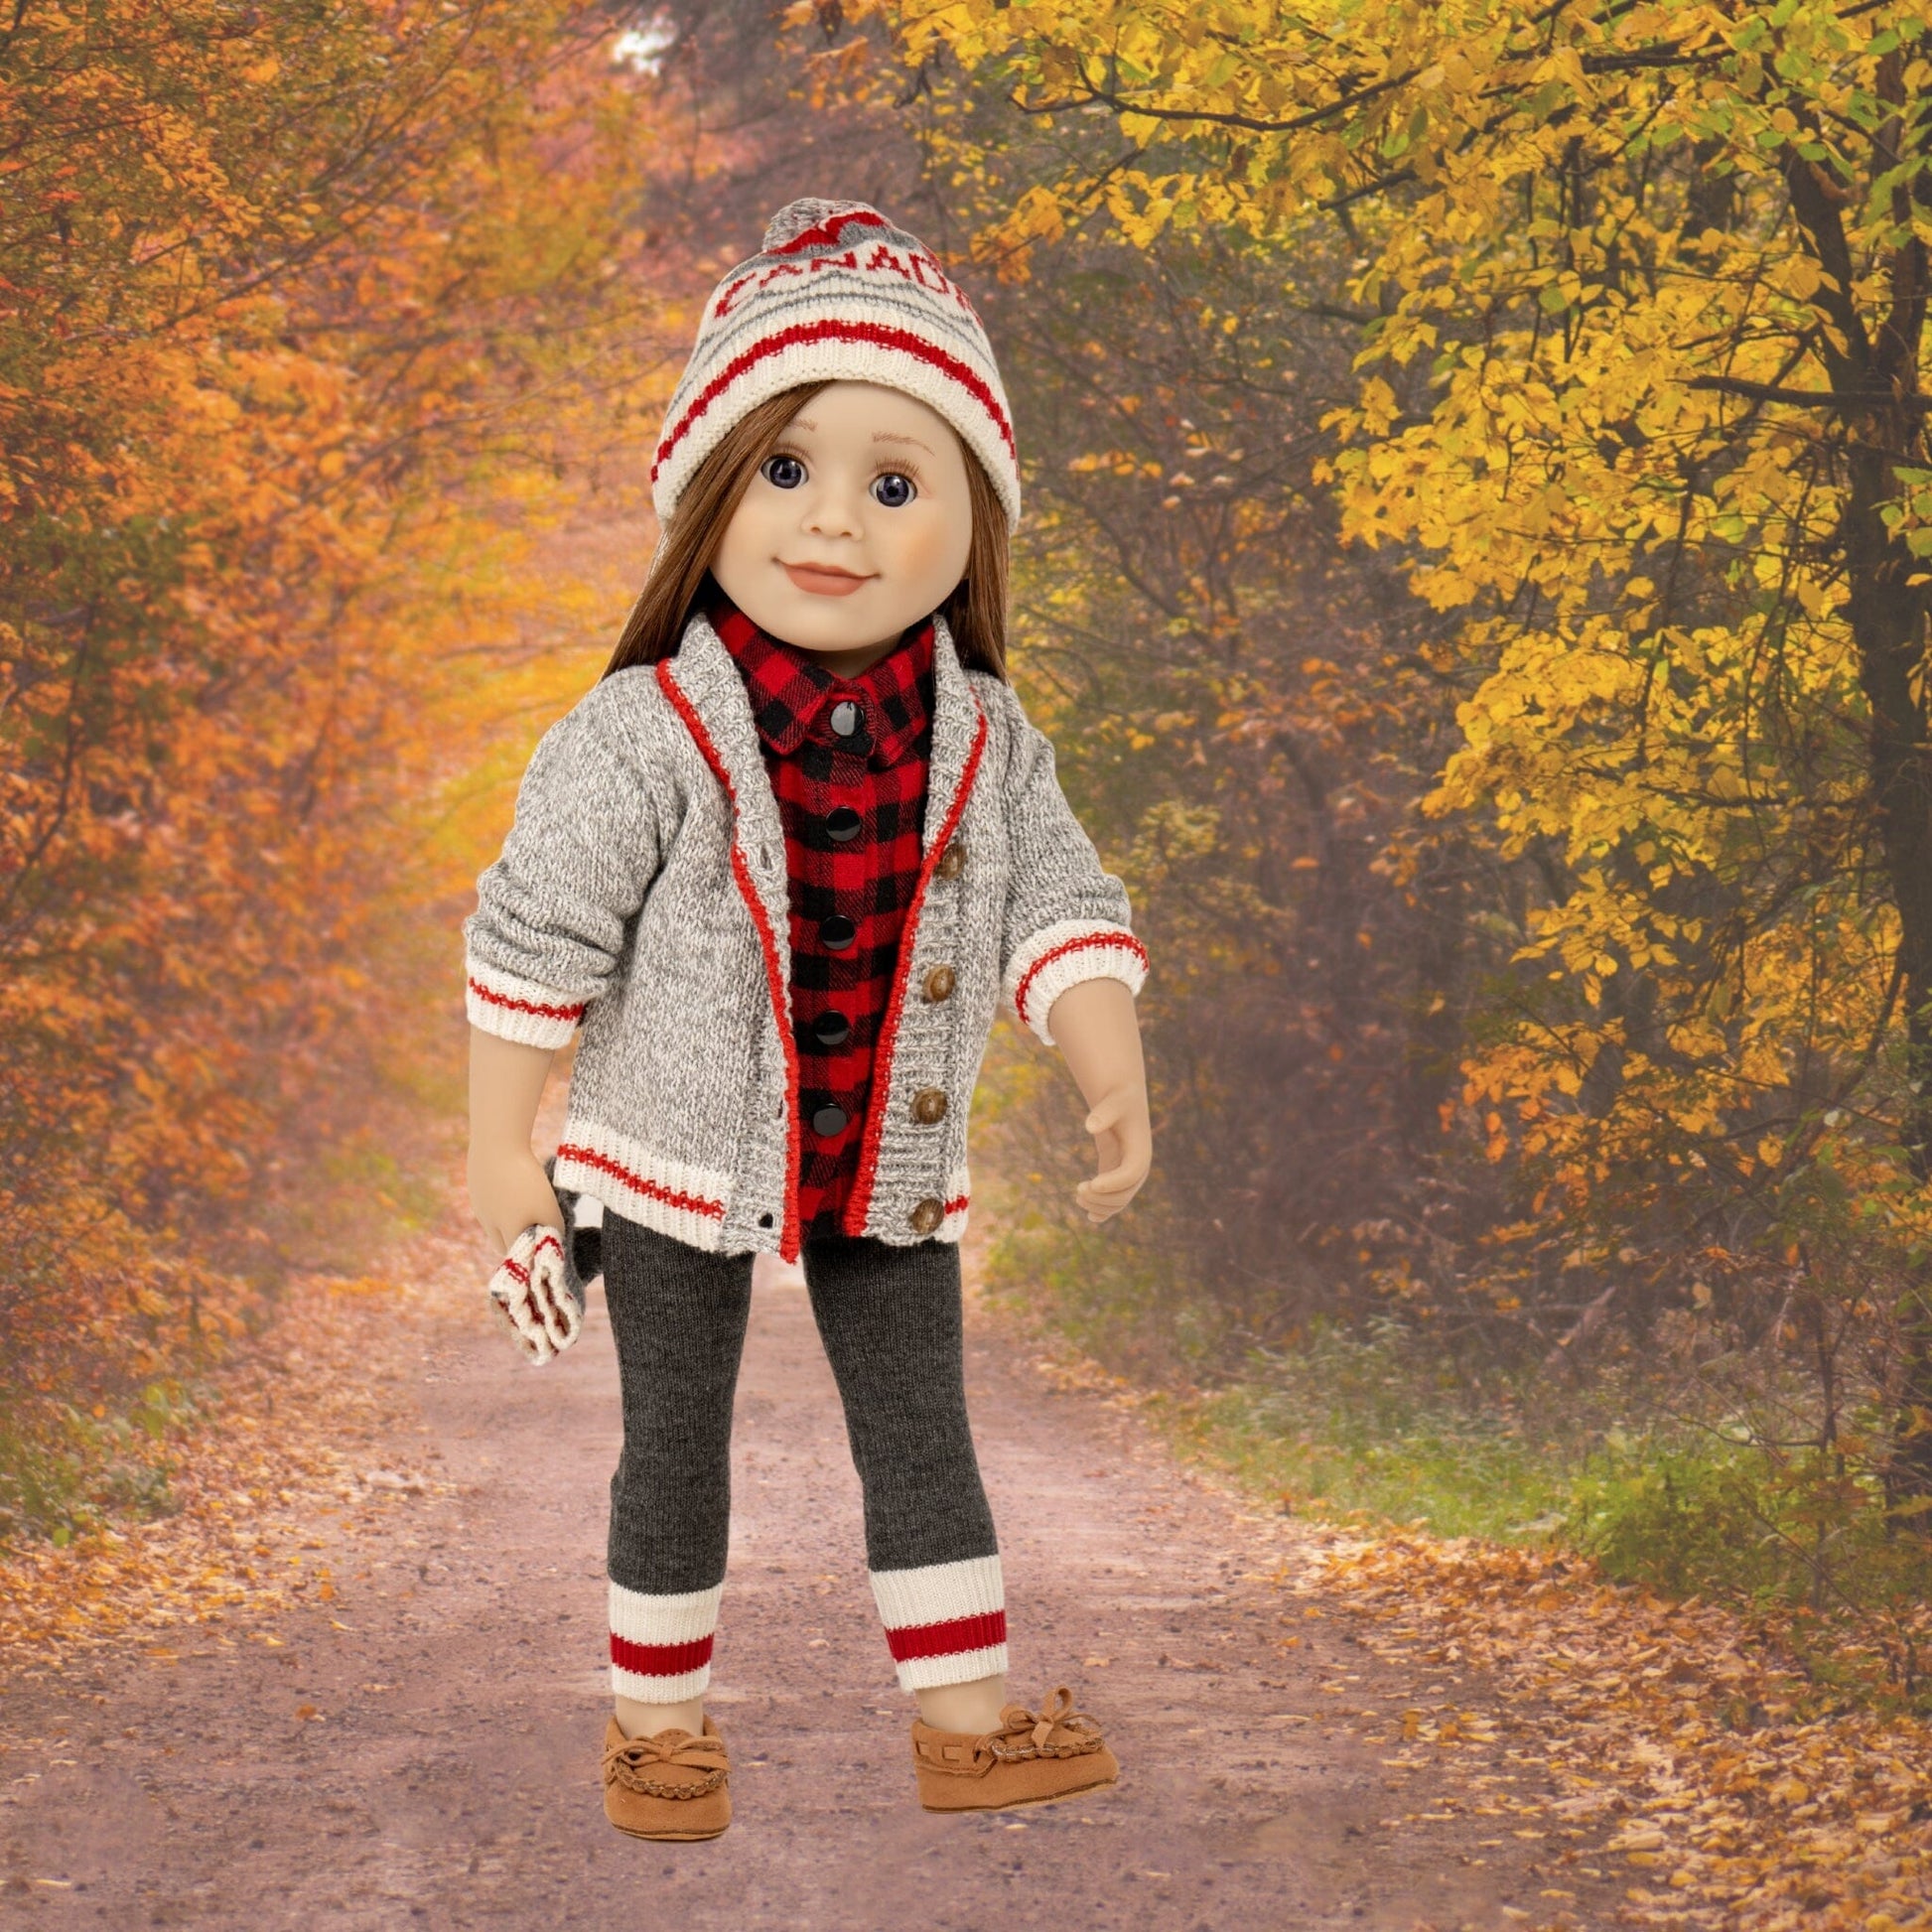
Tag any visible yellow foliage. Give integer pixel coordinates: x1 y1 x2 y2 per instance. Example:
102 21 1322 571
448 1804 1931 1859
880 0 1932 1253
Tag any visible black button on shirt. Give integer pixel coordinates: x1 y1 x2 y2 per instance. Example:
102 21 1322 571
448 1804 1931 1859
812 1102 850 1138
711 597 934 1241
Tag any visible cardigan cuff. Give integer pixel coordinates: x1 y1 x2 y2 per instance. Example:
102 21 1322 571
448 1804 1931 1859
465 954 590 1049
1003 919 1149 1047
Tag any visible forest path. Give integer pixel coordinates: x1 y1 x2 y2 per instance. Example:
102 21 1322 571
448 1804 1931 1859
0 1235 1622 1931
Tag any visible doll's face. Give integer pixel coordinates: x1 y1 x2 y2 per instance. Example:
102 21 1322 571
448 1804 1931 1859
711 380 974 675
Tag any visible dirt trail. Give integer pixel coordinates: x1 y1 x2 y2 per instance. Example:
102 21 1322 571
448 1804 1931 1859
0 1237 1624 1930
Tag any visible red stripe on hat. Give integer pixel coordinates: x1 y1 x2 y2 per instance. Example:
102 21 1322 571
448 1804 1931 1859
611 1631 714 1678
653 320 1016 484
883 1609 1008 1663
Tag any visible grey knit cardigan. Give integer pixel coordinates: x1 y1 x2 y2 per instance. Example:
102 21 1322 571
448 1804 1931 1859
463 610 1147 1261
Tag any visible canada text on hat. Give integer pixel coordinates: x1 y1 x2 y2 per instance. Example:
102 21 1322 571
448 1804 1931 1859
649 200 1021 528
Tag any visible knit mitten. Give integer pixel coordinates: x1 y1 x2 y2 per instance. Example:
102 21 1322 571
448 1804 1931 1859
485 1223 585 1365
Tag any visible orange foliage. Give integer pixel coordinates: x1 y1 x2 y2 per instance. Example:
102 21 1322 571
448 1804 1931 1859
0 0 672 1515
1319 1537 1932 1932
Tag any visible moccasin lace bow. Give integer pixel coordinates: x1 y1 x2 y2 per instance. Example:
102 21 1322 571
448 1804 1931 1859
988 1687 1105 1762
601 1726 729 1799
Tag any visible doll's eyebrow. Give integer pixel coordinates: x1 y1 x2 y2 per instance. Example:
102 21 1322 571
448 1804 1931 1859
873 432 935 453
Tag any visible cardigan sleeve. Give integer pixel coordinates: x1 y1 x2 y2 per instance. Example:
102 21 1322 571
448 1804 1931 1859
463 679 664 1049
985 679 1149 1048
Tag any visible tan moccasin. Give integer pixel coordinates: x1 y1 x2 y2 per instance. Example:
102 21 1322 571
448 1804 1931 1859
600 1713 732 1840
910 1686 1120 1813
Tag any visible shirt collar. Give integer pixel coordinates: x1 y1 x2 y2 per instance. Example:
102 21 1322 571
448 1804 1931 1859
710 590 934 766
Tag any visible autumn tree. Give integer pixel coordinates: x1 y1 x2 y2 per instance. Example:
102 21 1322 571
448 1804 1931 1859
849 0 1932 1493
0 0 669 1537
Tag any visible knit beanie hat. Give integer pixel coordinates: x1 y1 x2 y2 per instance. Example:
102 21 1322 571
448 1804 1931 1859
649 199 1021 529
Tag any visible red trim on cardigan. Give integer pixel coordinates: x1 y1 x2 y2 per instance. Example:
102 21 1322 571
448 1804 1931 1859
610 1632 715 1678
652 321 1017 483
843 705 989 1238
1012 930 1149 1031
883 1609 1008 1663
467 977 587 1025
555 1141 726 1223
943 1194 969 1216
653 659 803 1261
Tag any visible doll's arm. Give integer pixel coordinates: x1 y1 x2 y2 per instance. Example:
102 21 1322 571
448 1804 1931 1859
987 682 1149 1047
1047 977 1151 1223
983 680 1153 1218
465 681 659 1257
464 681 663 1050
467 1029 562 1256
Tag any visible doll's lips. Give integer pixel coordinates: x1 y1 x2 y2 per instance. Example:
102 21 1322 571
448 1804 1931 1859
782 562 874 597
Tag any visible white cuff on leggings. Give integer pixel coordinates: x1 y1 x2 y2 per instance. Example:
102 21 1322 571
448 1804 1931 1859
871 1554 1009 1691
609 1580 723 1702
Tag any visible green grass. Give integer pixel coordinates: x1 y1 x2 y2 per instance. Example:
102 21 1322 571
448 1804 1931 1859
0 1378 204 1551
979 1212 1932 1650
1172 1323 1576 1543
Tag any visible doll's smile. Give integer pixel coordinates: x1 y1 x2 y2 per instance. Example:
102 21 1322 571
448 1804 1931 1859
780 560 877 597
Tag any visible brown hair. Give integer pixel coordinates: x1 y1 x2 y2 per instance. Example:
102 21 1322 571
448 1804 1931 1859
602 380 1010 681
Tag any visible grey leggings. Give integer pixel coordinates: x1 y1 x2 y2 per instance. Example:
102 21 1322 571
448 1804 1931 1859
602 1212 1000 1596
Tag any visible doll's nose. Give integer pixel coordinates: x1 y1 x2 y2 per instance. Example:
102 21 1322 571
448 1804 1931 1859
801 487 865 539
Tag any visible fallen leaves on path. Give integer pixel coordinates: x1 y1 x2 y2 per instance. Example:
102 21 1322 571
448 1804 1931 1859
0 1234 474 1694
1006 1320 1932 1929
1311 1538 1932 1932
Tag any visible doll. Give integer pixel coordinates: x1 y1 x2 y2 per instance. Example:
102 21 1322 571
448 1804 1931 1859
464 199 1152 1840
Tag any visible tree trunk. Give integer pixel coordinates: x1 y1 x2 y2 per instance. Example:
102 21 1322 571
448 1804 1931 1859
1785 110 1932 1503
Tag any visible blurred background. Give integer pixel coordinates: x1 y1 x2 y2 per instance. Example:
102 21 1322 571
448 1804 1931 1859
7 0 1932 1712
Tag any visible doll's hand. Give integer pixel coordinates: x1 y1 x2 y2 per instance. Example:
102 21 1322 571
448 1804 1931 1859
1074 1080 1151 1224
467 1145 564 1259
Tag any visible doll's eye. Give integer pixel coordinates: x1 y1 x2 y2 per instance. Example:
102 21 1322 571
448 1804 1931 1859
871 472 916 508
762 454 806 488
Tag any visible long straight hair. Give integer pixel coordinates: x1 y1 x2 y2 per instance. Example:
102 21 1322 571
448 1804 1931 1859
602 381 1011 681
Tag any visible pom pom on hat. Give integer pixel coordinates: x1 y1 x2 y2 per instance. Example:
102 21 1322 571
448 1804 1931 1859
650 199 1021 528
760 198 856 250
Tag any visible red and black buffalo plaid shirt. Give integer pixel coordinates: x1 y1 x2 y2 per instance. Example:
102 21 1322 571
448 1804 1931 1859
711 594 934 1240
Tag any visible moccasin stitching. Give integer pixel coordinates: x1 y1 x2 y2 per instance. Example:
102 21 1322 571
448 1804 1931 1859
602 1728 730 1799
915 1688 1106 1774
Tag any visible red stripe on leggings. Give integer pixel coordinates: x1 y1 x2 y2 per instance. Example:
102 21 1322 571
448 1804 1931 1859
883 1609 1008 1663
610 1632 714 1678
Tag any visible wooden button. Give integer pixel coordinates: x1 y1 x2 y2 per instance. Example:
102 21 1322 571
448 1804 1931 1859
921 965 956 1004
936 841 966 879
907 1197 943 1235
910 1087 948 1126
